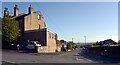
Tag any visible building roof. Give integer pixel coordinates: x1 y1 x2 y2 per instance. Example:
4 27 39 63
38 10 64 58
12 13 28 19
95 39 117 45
12 11 46 27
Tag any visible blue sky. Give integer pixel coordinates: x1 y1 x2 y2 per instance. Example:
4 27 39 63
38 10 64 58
2 2 118 42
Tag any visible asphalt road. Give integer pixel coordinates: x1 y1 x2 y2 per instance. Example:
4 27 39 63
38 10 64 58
2 49 120 63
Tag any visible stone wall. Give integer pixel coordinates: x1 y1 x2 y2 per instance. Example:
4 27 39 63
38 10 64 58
57 46 61 52
23 29 57 53
46 29 56 53
24 11 45 31
37 46 48 53
86 46 120 59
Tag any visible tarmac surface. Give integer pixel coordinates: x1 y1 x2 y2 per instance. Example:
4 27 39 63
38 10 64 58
2 49 120 64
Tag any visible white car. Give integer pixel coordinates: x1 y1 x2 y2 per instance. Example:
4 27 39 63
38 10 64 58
26 41 40 50
82 47 86 50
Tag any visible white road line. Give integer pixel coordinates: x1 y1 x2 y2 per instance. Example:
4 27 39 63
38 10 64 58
2 60 16 63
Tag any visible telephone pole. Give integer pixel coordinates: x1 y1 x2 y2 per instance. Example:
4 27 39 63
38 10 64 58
84 36 86 45
72 38 73 43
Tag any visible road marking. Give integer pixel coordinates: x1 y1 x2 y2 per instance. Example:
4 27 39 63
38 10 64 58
2 60 16 63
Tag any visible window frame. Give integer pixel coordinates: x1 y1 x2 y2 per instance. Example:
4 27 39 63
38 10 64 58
49 33 51 38
38 14 41 20
52 34 54 39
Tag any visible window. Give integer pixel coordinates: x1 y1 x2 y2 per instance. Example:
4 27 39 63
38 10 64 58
52 34 54 39
38 24 40 29
49 33 51 38
38 14 41 20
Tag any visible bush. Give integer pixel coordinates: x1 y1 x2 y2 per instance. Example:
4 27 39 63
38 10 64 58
67 43 72 50
72 43 75 48
75 45 79 48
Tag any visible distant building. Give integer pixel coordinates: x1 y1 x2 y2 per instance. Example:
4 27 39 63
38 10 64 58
95 39 117 45
4 4 56 53
56 40 61 52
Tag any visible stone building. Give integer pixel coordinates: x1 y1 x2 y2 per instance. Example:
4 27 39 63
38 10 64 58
4 4 57 53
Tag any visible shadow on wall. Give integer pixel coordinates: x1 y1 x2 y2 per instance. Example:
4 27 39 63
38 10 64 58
77 49 120 63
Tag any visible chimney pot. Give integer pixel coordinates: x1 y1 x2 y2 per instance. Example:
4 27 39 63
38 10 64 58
14 4 19 16
4 8 9 17
29 4 33 14
15 4 18 7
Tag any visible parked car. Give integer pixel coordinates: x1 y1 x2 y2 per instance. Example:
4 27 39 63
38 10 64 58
82 46 86 50
26 41 40 50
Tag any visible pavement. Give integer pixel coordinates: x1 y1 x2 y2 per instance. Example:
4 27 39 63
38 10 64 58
2 49 120 64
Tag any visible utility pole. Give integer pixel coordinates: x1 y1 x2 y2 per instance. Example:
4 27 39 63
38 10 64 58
84 36 86 45
72 38 73 43
72 38 74 50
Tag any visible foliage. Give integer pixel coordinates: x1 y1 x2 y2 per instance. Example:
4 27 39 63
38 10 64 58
67 43 72 50
91 45 100 47
55 33 57 44
0 31 1 35
118 40 120 44
67 42 76 49
0 17 1 35
2 16 20 43
87 44 120 48
72 43 75 48
75 45 79 48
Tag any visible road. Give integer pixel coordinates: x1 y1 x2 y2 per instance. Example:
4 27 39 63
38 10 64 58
2 49 120 63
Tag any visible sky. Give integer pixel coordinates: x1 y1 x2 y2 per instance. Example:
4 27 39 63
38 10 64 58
2 2 118 43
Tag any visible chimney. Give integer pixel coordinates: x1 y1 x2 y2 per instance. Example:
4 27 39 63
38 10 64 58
29 5 33 14
4 8 9 17
14 4 19 16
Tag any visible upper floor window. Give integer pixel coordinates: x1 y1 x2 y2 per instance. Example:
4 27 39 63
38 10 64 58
38 14 41 20
38 24 40 29
52 34 54 39
49 33 51 38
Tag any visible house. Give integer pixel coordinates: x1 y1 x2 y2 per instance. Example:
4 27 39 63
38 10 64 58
95 39 117 45
60 40 67 51
4 4 57 53
56 40 61 52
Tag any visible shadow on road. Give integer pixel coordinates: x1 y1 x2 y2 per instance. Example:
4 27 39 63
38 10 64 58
77 49 120 63
18 50 37 53
18 50 69 55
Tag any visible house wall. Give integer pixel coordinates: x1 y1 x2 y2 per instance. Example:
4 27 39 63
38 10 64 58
15 17 25 45
46 29 56 52
24 11 45 31
23 29 46 46
37 46 48 53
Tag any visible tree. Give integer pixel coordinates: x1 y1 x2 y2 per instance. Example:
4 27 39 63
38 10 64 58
55 33 57 44
2 16 20 44
67 41 76 50
75 45 79 48
118 40 120 44
0 17 1 35
72 43 75 48
67 43 72 50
